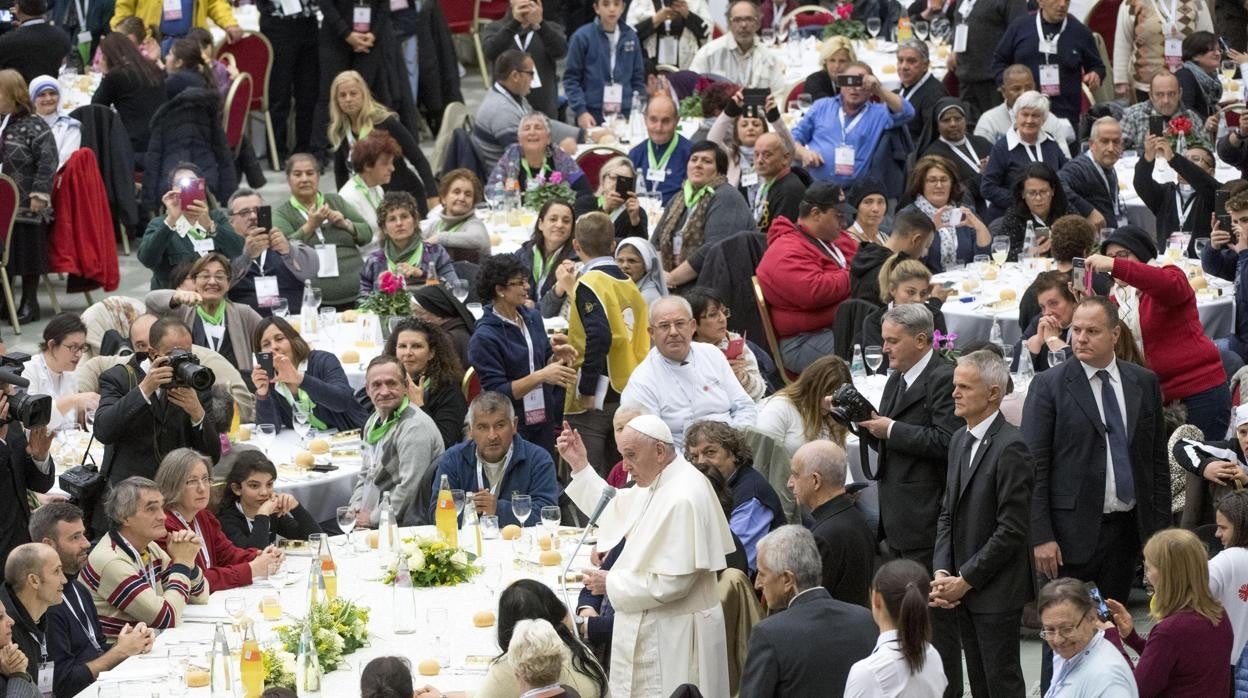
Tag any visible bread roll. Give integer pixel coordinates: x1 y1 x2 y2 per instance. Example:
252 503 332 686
294 452 315 468
539 550 562 566
1191 275 1209 290
186 669 210 688
473 610 496 627
340 350 360 364
537 535 553 551
237 426 252 441
341 310 358 322
309 438 331 454
999 288 1017 301
367 530 380 549
502 524 523 540
418 659 440 676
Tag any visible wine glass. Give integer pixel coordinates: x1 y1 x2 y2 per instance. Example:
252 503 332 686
797 92 813 113
866 17 881 39
482 559 503 599
337 506 357 556
1223 60 1238 82
84 407 96 433
255 423 276 451
225 594 245 625
1195 237 1210 257
451 489 466 519
512 494 532 548
292 407 311 448
914 20 929 42
991 236 1011 265
427 607 449 664
774 22 789 44
761 27 774 45
540 505 561 539
864 345 884 374
451 279 469 303
931 17 951 44
1047 349 1066 369
271 298 290 318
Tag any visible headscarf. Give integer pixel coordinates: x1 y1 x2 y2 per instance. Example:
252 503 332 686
915 96 969 158
616 237 669 302
28 75 81 170
411 284 476 332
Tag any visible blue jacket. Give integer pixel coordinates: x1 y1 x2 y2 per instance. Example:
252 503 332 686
255 349 369 432
791 96 914 186
980 135 1067 216
47 577 106 698
468 305 565 437
563 18 647 123
628 136 692 206
990 11 1104 122
427 435 560 527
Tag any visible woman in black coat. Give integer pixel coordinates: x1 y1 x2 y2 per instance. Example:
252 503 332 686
142 85 236 214
918 97 993 217
251 316 369 432
217 450 321 548
92 32 165 168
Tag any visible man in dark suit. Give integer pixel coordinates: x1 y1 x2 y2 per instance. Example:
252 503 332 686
0 387 53 565
895 39 948 142
788 439 875 607
743 525 877 697
856 301 962 696
932 350 1034 698
1024 296 1167 689
0 0 71 85
94 315 221 490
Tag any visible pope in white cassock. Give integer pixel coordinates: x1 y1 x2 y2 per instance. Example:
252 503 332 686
558 414 736 698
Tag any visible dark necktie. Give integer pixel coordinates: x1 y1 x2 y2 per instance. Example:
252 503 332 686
963 434 977 470
1096 369 1134 503
889 376 908 415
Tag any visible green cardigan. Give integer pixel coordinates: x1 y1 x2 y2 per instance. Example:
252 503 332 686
274 193 372 308
137 209 241 289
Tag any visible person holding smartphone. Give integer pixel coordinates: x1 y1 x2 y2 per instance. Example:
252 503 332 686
225 189 319 317
137 165 242 291
1135 134 1219 256
573 156 648 239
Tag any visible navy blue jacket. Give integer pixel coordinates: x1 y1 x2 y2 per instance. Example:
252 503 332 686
1059 152 1124 229
728 464 784 534
628 136 692 206
980 136 1068 215
254 349 369 432
991 11 1105 122
468 306 565 451
427 435 560 527
47 578 106 698
563 17 647 123
1203 244 1238 282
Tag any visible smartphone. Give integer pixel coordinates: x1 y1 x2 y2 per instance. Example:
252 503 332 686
1072 257 1087 292
1228 110 1242 129
615 175 636 198
1149 114 1166 137
724 335 746 360
742 87 769 117
1217 188 1232 216
1035 226 1051 243
1220 36 1234 55
255 351 275 379
1089 585 1111 622
179 176 206 211
836 73 864 87
256 204 272 230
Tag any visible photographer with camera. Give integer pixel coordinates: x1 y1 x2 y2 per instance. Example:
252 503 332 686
0 369 54 564
94 316 221 499
850 302 963 693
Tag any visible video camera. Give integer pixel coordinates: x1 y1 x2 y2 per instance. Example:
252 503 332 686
165 349 215 391
0 354 51 428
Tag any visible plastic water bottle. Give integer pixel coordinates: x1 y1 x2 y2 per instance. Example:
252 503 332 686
1016 348 1034 389
378 491 395 558
209 622 232 697
628 91 646 142
989 319 1004 351
301 279 317 335
851 343 865 378
1022 221 1035 260
296 620 321 694
392 551 417 635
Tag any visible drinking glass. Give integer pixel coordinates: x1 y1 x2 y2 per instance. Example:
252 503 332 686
775 23 789 43
255 423 276 451
466 302 484 319
318 307 337 333
337 506 358 556
451 489 466 517
914 20 929 41
541 505 561 538
1224 60 1238 81
84 407 96 433
512 494 532 548
292 407 311 448
797 92 813 112
864 345 884 374
260 593 282 621
991 236 1011 265
267 561 286 588
761 27 774 45
480 514 500 539
1195 237 1210 257
931 17 951 43
272 298 290 318
387 316 404 336
451 279 470 303
482 559 503 599
1047 350 1066 369
164 647 188 697
866 17 881 38
225 594 245 624
786 99 800 114
427 607 449 664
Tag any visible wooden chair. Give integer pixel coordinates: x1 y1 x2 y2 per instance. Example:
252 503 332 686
461 366 482 402
442 0 504 88
751 275 792 385
222 73 254 158
785 80 807 105
0 176 23 333
575 146 627 193
217 33 280 170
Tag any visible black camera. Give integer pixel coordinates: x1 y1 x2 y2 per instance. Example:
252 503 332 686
827 383 877 426
0 354 50 429
166 349 215 391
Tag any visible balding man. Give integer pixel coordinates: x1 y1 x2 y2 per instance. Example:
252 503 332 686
1059 117 1126 230
619 296 756 449
628 94 691 205
932 350 1034 698
559 414 737 698
1120 71 1208 150
788 440 875 608
0 543 65 687
750 132 804 233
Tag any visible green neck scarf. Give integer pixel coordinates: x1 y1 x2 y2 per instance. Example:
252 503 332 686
195 301 226 327
683 180 713 209
384 236 425 275
352 175 381 209
364 397 410 445
289 193 325 218
274 382 329 431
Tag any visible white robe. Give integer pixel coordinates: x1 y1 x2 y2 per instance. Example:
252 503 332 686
567 456 736 698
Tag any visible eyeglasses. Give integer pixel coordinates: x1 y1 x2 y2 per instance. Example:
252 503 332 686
1038 616 1086 640
729 15 759 24
184 476 212 490
1107 249 1133 259
507 279 529 288
652 319 693 334
1024 189 1053 200
59 343 87 355
229 207 258 217
516 69 535 76
925 176 951 186
195 273 229 283
701 307 731 321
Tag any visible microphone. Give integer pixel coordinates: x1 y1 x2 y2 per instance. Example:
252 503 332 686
0 369 29 389
562 485 617 627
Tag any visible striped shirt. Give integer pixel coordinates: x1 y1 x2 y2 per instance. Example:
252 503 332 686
82 530 209 638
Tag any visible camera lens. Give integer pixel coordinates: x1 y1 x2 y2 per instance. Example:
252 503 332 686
175 361 215 391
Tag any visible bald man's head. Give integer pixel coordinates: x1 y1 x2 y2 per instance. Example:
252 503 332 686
645 94 678 144
788 440 848 509
1150 71 1181 116
754 132 788 179
130 314 158 355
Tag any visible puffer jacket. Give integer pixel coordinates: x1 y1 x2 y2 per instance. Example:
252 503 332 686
142 87 236 212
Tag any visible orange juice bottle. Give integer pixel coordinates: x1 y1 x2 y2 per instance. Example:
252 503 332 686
314 535 337 600
897 16 912 41
240 625 263 698
435 474 458 548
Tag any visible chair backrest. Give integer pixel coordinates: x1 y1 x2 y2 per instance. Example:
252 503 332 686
781 4 835 28
785 80 806 106
217 33 273 111
222 73 254 152
441 0 474 31
0 175 19 261
1090 32 1116 104
475 0 508 23
575 146 627 193
1083 0 1122 57
751 275 791 384
462 366 482 402
433 101 473 174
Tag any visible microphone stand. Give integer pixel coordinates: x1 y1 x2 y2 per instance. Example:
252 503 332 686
561 525 595 630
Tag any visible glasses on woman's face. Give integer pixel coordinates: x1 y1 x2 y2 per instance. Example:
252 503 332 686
195 273 229 283
59 342 87 355
1024 188 1053 200
1107 249 1132 259
1038 615 1086 641
925 175 951 186
701 307 731 321
183 476 212 490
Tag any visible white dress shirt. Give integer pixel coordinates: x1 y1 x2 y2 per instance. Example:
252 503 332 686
843 629 948 697
1080 359 1133 513
886 348 935 439
688 33 782 94
25 351 79 432
964 409 1000 464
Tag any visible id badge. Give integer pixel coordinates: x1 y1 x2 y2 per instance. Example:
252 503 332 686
834 144 855 177
162 0 182 20
192 237 214 256
523 387 546 425
1165 37 1182 71
603 83 623 114
281 0 303 13
352 5 371 32
255 276 280 308
389 0 407 9
315 244 340 278
672 232 683 260
77 30 91 46
173 215 193 237
1039 64 1061 96
1038 38 1056 55
953 24 968 53
740 170 759 187
658 36 678 66
37 661 53 694
646 167 666 184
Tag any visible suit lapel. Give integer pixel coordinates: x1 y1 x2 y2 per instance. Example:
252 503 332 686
959 415 1000 499
1063 362 1107 437
890 364 928 415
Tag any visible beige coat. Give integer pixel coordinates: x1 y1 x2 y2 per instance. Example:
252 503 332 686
145 291 263 374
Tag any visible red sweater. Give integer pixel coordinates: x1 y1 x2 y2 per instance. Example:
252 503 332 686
1113 259 1225 401
161 509 259 592
1120 609 1232 698
756 216 858 339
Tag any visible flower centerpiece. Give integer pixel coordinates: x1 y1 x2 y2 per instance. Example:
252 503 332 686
820 4 868 40
522 170 575 211
381 537 480 587
273 598 371 674
932 329 960 362
261 648 297 691
358 270 410 317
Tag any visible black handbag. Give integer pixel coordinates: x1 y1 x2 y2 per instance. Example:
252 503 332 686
58 435 105 502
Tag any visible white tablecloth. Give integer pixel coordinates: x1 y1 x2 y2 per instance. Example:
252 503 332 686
239 430 364 525
90 527 594 697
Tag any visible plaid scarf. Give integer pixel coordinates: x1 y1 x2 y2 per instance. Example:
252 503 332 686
656 176 727 271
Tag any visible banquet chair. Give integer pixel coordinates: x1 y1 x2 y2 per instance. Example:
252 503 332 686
741 426 800 524
217 32 280 170
461 367 482 402
751 275 792 385
0 175 22 333
433 102 472 175
222 73 254 157
575 146 627 193
780 4 835 28
785 80 806 106
441 0 495 88
1083 0 1121 57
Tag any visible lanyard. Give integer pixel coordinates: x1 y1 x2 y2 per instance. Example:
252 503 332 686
838 104 866 137
520 686 563 698
514 30 534 52
1175 188 1196 230
1036 13 1067 60
900 72 932 101
1151 0 1180 33
236 502 255 533
520 158 551 184
171 510 211 568
531 245 560 288
118 537 158 590
364 397 410 445
940 137 982 173
387 242 425 274
62 585 100 652
1087 152 1119 216
289 193 325 239
606 27 619 79
816 237 847 267
475 445 513 494
957 0 977 18
753 176 774 219
647 138 679 175
26 630 46 662
352 175 381 209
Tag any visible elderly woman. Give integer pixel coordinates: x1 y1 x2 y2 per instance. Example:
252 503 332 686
487 113 591 198
154 448 284 592
625 0 712 70
0 70 59 322
615 237 667 305
707 89 796 190
359 192 457 295
28 76 80 171
337 129 402 257
23 313 97 433
424 168 491 262
516 199 578 304
686 286 767 400
652 141 752 271
1105 529 1232 695
145 252 263 375
989 162 1070 262
980 91 1069 217
251 316 369 432
805 36 857 102
274 153 371 309
137 162 243 291
1036 578 1137 695
918 98 992 216
898 155 991 272
574 156 649 240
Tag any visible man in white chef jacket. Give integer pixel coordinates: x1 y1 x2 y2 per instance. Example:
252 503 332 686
558 414 736 698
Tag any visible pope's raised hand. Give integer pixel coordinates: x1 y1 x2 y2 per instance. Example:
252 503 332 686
557 421 589 473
